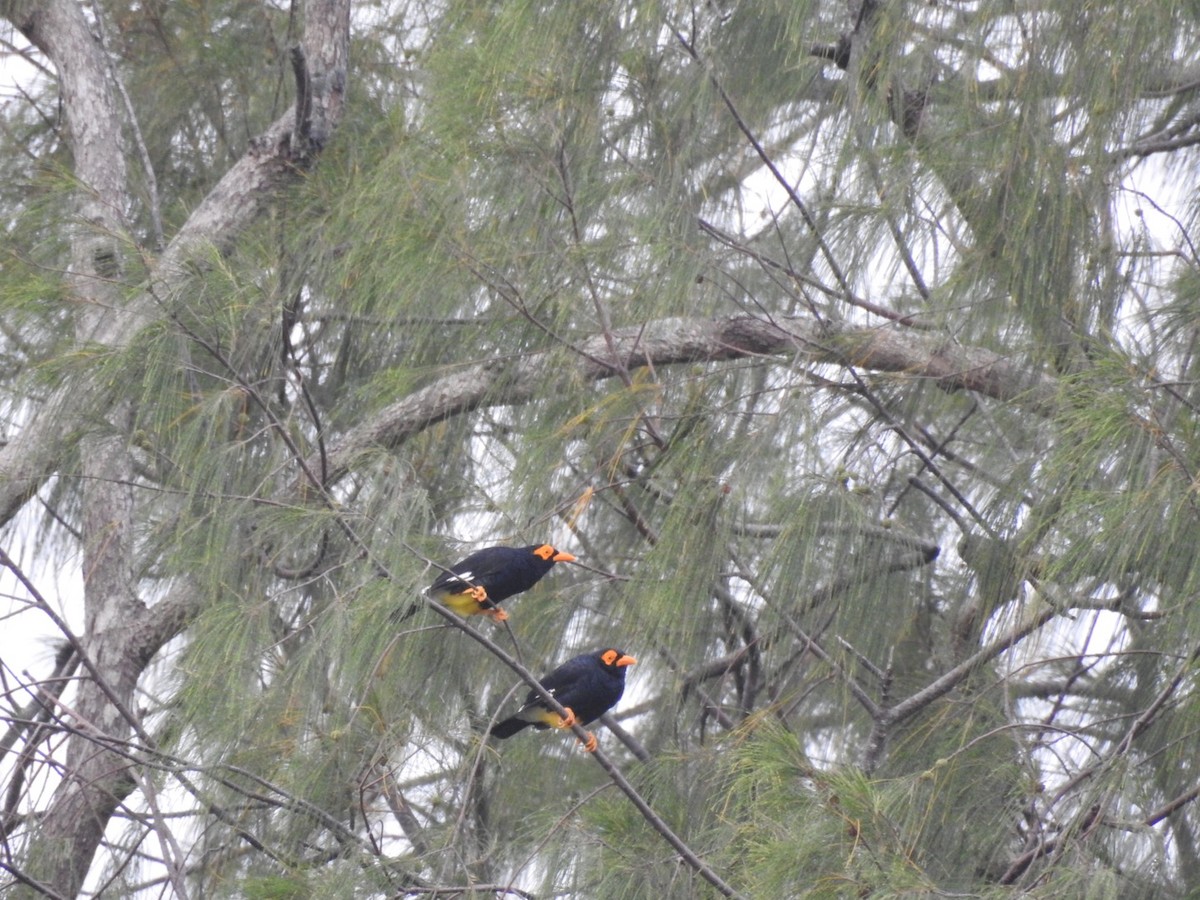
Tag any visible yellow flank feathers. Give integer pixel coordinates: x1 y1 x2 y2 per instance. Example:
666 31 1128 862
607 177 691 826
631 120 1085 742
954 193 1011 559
441 591 485 617
530 708 570 729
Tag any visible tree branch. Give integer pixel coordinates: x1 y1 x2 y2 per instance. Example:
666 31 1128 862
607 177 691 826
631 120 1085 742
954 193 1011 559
0 0 349 530
313 314 1059 488
862 595 1061 773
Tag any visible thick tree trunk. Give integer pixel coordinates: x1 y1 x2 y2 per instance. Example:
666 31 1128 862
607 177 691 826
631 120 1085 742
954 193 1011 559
4 1 138 894
1 1 351 895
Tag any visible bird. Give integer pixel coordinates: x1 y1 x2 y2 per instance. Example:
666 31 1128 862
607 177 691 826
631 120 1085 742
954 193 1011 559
490 648 636 752
425 543 576 623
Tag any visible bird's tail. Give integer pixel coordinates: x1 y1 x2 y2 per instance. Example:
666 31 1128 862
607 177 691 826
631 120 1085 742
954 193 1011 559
390 602 418 624
391 588 433 624
490 717 530 739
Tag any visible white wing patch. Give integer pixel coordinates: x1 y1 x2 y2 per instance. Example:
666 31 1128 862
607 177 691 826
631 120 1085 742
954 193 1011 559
521 685 558 714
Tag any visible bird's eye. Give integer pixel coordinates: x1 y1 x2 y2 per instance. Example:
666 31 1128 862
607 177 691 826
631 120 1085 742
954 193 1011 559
533 545 554 560
602 650 618 666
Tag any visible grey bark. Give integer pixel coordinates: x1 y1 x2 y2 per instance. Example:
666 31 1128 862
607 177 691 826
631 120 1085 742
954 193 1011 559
0 1 351 895
314 313 1059 487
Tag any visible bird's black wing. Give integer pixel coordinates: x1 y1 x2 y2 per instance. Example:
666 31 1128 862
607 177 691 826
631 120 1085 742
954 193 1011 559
490 661 584 739
521 654 592 707
429 547 515 592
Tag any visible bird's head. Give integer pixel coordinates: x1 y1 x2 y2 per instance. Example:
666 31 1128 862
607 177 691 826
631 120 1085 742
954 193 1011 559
598 648 637 671
532 544 576 563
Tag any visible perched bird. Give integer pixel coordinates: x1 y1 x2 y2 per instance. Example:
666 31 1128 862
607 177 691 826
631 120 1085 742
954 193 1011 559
425 543 576 623
491 648 636 752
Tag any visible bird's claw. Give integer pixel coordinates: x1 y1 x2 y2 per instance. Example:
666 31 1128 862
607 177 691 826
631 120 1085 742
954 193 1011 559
555 707 578 729
554 707 596 750
470 586 507 620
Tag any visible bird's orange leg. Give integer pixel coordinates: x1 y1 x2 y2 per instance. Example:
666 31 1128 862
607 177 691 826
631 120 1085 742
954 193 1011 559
469 586 509 622
554 707 578 729
549 709 595 749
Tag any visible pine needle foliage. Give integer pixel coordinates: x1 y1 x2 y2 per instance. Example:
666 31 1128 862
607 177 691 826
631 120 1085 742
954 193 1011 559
5 0 1200 897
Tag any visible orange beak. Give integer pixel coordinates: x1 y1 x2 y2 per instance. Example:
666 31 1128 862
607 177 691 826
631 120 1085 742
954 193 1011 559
553 551 576 563
615 654 636 667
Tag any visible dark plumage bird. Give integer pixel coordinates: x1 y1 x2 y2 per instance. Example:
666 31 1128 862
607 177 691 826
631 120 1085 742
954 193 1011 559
426 543 576 623
491 648 636 752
